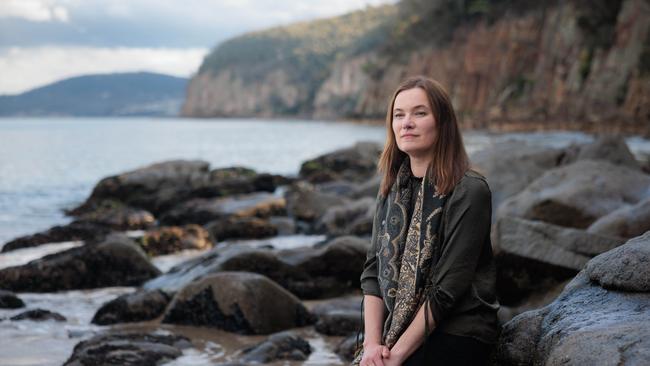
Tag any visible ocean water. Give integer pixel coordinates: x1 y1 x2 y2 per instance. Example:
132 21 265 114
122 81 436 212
1 117 649 366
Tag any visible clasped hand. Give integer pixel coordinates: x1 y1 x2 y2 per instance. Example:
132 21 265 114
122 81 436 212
360 343 403 366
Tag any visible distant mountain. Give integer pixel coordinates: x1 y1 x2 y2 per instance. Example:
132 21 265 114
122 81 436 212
0 72 188 117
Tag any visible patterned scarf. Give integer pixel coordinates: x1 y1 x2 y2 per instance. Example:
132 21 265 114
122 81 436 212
354 157 448 364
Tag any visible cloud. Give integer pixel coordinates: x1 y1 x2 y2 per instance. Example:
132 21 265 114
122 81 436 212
0 0 70 22
0 46 208 94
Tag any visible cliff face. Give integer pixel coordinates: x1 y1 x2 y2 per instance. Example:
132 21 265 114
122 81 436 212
183 0 650 134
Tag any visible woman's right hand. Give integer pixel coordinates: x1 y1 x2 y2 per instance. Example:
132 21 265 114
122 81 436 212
360 342 390 366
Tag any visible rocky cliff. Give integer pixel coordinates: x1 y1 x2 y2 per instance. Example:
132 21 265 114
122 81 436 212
183 0 650 135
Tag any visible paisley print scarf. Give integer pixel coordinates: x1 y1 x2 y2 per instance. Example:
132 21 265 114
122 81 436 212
354 157 448 364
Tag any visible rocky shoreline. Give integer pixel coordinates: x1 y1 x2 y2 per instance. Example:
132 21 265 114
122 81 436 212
1 136 649 365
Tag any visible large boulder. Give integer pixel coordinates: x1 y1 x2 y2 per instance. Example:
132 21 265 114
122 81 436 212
91 289 171 325
315 197 375 236
494 216 624 305
562 135 642 170
162 272 312 334
470 141 568 211
587 197 650 239
159 192 285 225
0 234 161 292
495 232 650 366
497 159 650 228
138 225 213 256
63 332 192 366
285 181 347 224
299 141 381 183
68 161 288 217
278 236 370 298
239 331 312 363
1 220 112 253
312 295 362 336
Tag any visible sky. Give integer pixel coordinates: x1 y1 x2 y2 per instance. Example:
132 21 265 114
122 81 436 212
0 0 396 95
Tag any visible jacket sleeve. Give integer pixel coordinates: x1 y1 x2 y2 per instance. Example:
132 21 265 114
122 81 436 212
360 194 383 298
427 177 492 326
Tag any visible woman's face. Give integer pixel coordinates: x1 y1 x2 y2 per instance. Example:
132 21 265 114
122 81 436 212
392 87 437 158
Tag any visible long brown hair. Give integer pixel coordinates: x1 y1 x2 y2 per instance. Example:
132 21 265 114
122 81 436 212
378 76 470 197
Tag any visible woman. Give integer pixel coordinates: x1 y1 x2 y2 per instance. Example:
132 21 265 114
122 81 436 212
355 76 500 366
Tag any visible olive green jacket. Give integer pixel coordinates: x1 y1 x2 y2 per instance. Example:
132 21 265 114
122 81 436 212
360 169 500 344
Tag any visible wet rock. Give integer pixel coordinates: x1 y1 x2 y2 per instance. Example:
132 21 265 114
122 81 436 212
585 231 650 291
138 224 213 256
1 220 112 253
10 308 66 322
495 232 650 366
471 141 567 211
0 234 161 292
205 216 278 241
240 331 312 363
350 174 381 199
587 197 650 239
159 192 285 225
162 272 312 334
63 332 191 366
0 290 25 308
299 141 381 183
494 216 624 305
285 181 347 224
315 196 375 236
91 289 171 325
74 199 155 230
497 159 650 228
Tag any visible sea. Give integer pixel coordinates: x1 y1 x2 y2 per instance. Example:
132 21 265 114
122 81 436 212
0 117 649 366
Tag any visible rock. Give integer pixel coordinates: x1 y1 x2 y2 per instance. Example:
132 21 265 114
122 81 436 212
91 289 171 325
10 308 66 321
496 232 650 366
315 196 375 236
205 217 278 241
74 200 155 230
562 135 642 169
336 334 360 362
139 225 213 256
1 220 112 253
63 332 191 366
497 159 650 228
299 141 381 183
68 161 288 217
587 197 650 239
0 290 25 308
240 331 312 363
0 234 161 292
471 141 567 210
159 192 285 225
585 231 650 291
162 272 312 334
279 236 370 298
312 295 362 336
285 181 348 224
68 160 211 216
494 216 624 305
350 174 381 199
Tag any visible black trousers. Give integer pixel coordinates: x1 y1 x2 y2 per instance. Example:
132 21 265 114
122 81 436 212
402 331 492 366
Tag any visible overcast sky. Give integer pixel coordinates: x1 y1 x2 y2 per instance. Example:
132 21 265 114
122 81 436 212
0 0 396 95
